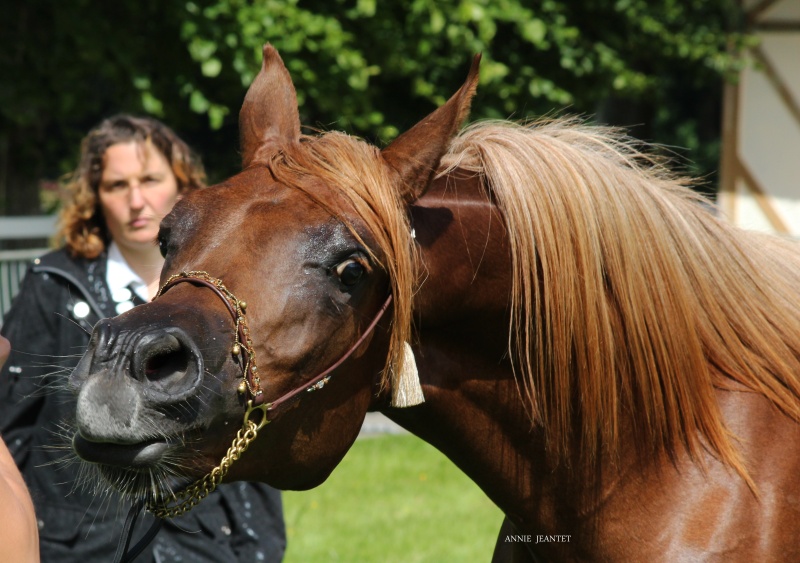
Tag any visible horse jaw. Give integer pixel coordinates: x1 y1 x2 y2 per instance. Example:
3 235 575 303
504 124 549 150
239 43 301 168
380 54 481 203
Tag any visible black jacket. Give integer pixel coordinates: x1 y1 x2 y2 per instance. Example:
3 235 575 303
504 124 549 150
0 248 285 562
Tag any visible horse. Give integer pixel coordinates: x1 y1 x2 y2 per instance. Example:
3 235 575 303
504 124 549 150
69 44 800 561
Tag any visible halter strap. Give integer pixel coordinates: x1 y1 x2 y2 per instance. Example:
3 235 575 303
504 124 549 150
148 270 391 518
265 293 392 420
156 271 392 417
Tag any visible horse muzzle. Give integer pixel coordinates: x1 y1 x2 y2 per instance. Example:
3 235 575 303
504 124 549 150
70 317 208 465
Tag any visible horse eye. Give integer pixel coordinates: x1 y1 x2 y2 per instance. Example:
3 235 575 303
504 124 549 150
157 234 168 258
335 259 365 287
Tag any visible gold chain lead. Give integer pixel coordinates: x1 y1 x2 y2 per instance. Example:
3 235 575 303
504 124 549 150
147 401 270 519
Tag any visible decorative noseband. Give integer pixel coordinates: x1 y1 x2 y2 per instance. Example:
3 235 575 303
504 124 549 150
147 270 392 518
156 271 264 403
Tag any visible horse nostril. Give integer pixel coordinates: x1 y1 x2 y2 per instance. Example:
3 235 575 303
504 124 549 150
132 331 203 402
144 348 190 382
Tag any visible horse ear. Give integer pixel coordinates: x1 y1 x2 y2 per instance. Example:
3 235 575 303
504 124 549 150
381 54 481 202
239 44 302 169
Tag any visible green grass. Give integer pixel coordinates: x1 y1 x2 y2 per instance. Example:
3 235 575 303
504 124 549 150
283 433 503 563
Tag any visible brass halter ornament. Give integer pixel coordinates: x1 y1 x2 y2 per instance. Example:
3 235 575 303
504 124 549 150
146 270 394 518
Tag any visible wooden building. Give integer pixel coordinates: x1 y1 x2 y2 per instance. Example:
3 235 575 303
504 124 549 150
719 0 800 236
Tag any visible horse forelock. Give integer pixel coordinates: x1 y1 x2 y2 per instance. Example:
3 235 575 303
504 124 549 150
266 132 418 395
444 119 800 483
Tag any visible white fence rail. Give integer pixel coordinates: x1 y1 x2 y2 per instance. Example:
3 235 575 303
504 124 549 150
0 248 48 323
0 216 56 324
0 215 57 241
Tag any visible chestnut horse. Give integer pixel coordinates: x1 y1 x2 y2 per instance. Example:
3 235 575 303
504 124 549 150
70 45 800 561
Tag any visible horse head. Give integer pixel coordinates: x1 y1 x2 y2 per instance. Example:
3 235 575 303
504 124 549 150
69 44 479 508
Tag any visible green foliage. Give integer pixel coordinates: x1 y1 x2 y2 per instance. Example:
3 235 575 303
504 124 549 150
0 0 750 212
283 433 502 562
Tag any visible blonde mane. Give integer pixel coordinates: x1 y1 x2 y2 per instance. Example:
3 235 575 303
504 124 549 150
445 119 800 480
270 119 800 481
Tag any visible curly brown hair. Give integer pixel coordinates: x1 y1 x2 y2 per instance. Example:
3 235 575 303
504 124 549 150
58 115 206 259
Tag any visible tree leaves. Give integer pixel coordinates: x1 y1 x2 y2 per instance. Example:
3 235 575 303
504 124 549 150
0 0 749 213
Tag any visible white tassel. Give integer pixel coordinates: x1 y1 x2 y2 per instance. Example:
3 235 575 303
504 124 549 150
391 341 425 407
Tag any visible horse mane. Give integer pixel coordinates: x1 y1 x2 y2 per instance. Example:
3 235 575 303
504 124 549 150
267 118 800 483
443 119 800 481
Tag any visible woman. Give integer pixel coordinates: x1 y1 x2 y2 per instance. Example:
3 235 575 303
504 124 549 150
0 115 286 562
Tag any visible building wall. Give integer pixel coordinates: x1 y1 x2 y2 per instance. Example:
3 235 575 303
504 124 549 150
719 0 800 236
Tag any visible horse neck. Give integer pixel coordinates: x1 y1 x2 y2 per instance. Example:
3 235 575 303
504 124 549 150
383 170 542 518
410 170 512 333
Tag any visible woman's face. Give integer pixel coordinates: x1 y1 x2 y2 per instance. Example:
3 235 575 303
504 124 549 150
98 141 180 255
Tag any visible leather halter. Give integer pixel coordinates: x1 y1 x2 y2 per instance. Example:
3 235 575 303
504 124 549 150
148 270 392 518
156 270 392 421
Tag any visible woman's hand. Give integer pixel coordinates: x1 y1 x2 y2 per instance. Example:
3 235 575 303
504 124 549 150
0 335 40 561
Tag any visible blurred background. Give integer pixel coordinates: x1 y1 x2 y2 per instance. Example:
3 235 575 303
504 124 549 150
0 0 775 213
2 1 798 225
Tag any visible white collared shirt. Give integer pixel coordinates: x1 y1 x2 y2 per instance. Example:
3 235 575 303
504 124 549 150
106 241 149 314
